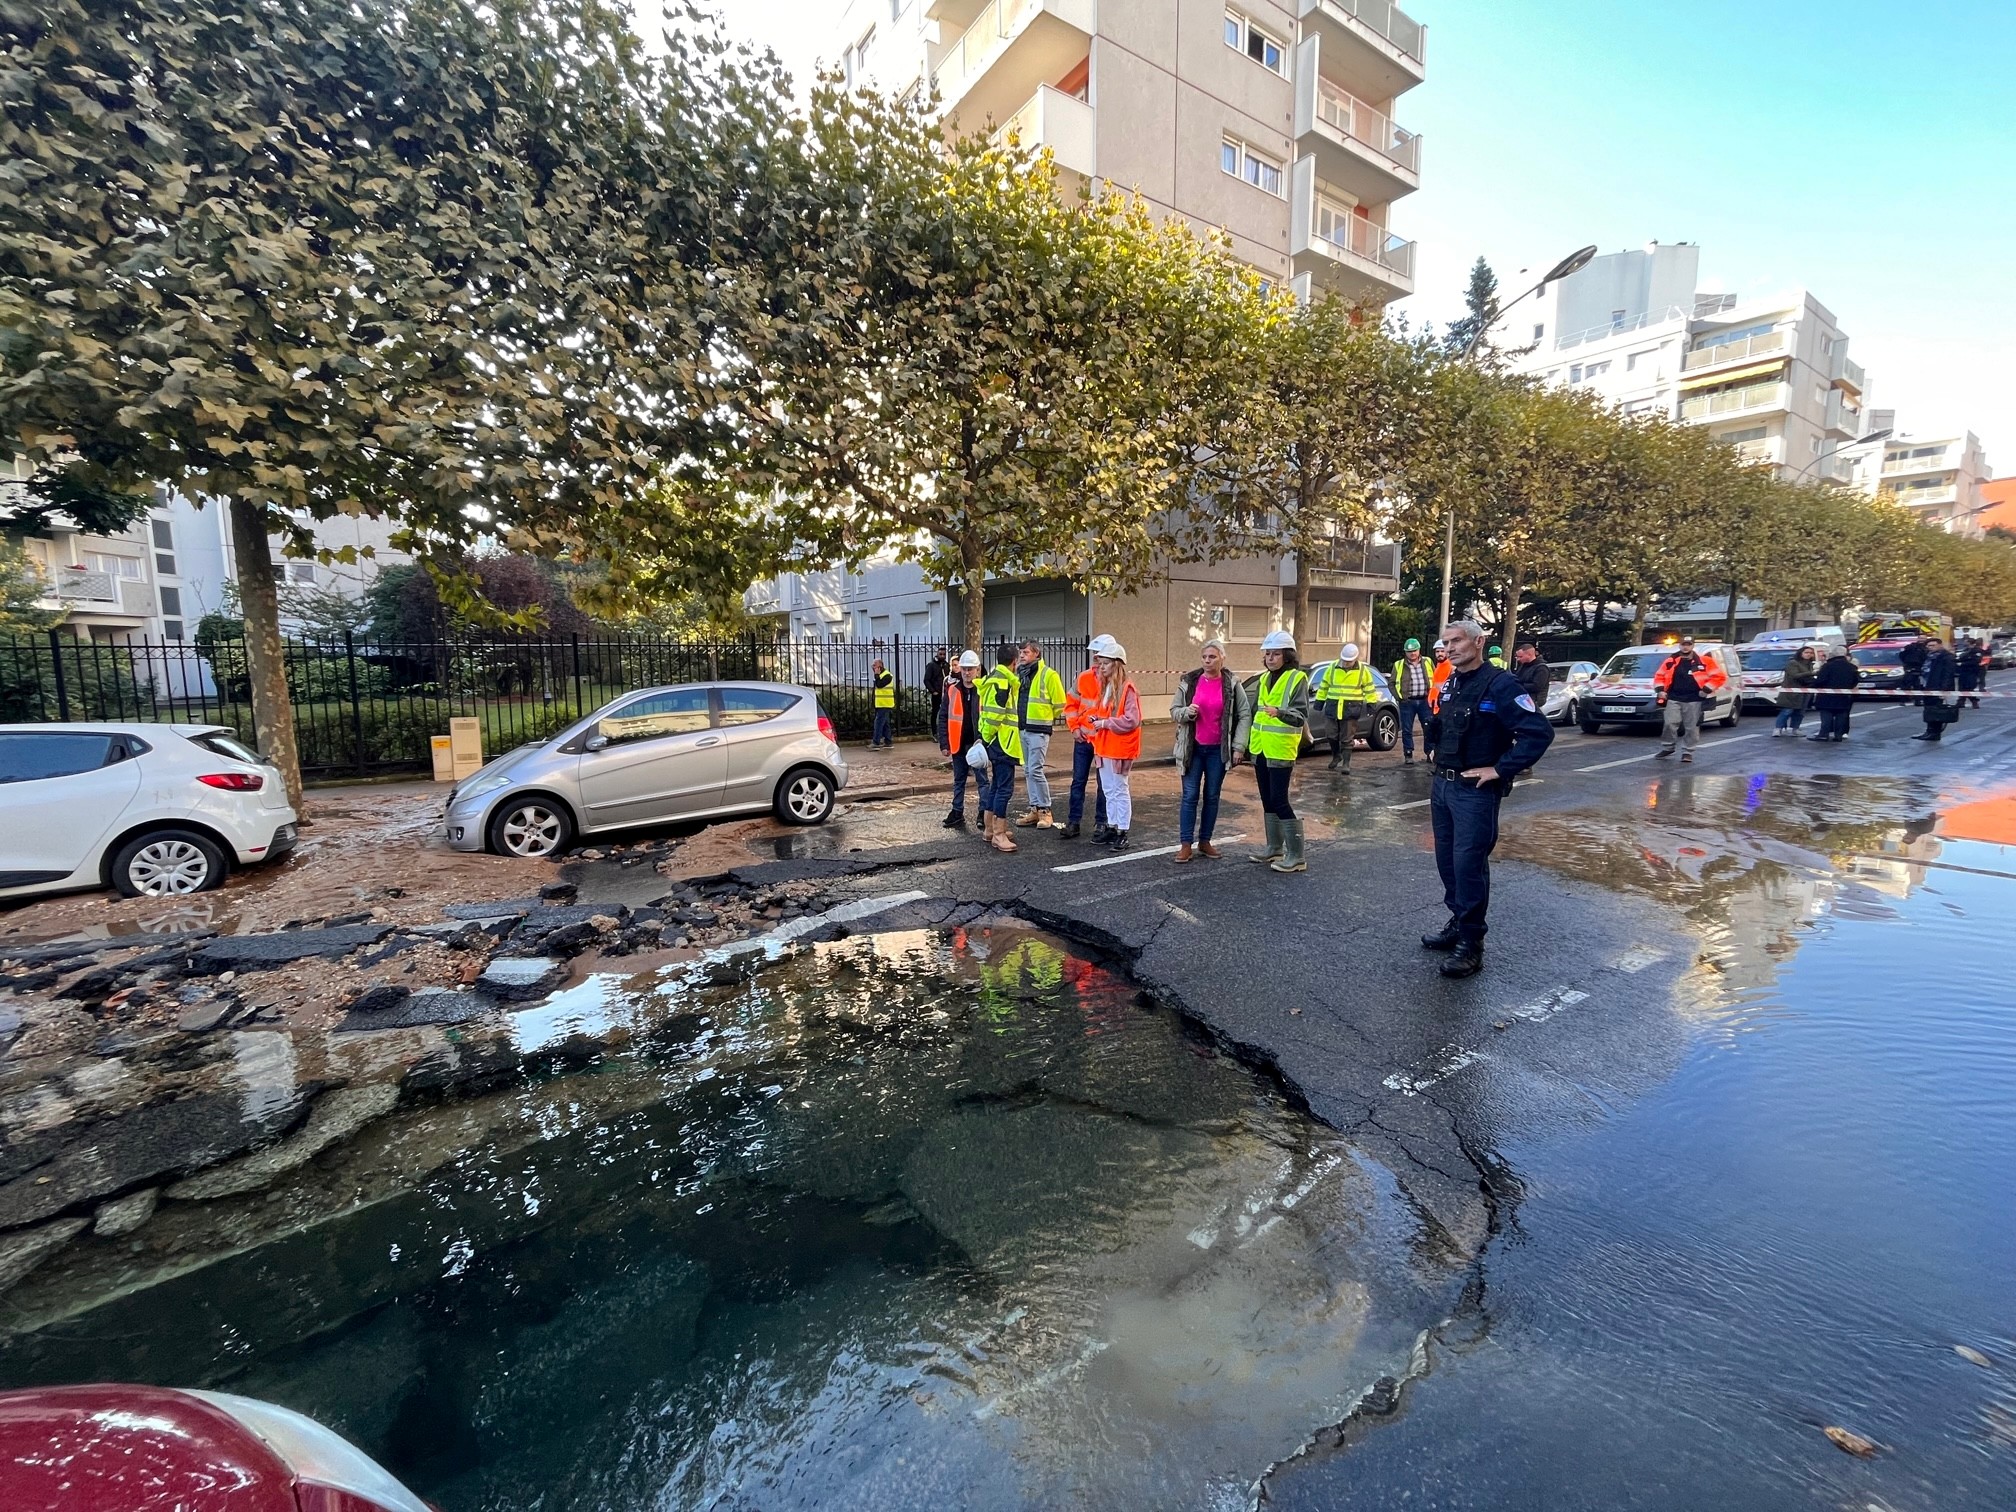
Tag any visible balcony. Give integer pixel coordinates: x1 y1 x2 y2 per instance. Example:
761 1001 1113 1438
1894 484 1959 509
931 0 1093 128
994 83 1094 180
1824 392 1860 437
1831 353 1866 393
1290 158 1414 304
1294 56 1420 205
1303 537 1401 592
1297 0 1426 98
1678 381 1786 422
37 569 154 620
1681 329 1786 372
1883 451 1956 476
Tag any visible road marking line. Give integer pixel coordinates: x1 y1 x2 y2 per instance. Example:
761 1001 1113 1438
1573 733 1762 772
1384 984 1590 1096
1611 945 1667 973
1051 834 1244 873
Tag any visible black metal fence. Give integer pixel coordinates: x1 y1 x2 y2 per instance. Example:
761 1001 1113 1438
0 631 1090 779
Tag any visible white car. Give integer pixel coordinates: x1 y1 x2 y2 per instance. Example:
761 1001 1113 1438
0 723 299 901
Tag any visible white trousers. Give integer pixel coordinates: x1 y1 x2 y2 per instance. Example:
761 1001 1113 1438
1098 761 1134 831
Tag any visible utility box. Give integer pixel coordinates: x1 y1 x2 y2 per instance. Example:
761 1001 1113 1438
448 717 484 781
430 736 455 783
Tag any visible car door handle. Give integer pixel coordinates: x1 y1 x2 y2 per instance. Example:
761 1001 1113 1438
695 736 722 748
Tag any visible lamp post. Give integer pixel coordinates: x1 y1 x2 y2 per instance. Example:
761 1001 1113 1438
1789 426 1892 483
1438 244 1599 634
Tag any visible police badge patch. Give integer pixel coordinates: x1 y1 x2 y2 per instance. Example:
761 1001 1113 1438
1515 694 1537 713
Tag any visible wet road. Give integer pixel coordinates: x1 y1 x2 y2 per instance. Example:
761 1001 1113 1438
5 699 2013 1506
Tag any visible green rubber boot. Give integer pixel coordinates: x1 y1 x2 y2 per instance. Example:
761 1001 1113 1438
1249 814 1284 864
1270 819 1307 873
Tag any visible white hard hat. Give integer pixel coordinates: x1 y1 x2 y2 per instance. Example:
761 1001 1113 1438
958 650 981 669
1261 630 1297 653
1340 642 1360 660
1100 641 1128 662
1087 634 1119 657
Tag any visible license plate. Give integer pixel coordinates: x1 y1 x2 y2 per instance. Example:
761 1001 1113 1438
1602 704 1635 714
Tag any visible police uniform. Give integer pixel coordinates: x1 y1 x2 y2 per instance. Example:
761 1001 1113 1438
1422 662 1555 974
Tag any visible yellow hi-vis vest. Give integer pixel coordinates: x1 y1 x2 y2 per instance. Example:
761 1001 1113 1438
1315 661 1376 713
1021 661 1067 726
873 670 895 709
1248 668 1308 762
977 667 1024 760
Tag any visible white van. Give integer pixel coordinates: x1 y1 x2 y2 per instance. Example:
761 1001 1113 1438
1577 642 1744 734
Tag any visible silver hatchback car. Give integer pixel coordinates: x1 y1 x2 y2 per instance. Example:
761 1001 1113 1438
444 682 849 857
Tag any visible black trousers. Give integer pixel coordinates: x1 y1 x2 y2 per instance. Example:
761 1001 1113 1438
1431 773 1502 944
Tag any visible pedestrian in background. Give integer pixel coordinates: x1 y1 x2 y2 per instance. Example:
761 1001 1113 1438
869 659 896 749
1957 637 1986 710
1914 637 1960 742
1314 641 1376 771
1774 644 1818 735
1247 629 1311 873
1059 635 1115 841
1654 635 1725 763
1809 645 1861 741
941 651 982 830
1012 638 1068 831
1172 639 1253 862
1898 634 1928 691
977 643 1023 852
1512 642 1551 706
924 647 950 754
1391 638 1433 765
1089 645 1142 851
1421 620 1555 978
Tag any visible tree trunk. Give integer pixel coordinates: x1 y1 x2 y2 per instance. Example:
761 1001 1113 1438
1503 562 1525 656
1722 579 1740 644
229 496 304 813
1630 588 1650 644
1291 549 1314 651
960 553 986 657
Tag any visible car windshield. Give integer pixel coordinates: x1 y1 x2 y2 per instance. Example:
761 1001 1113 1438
1851 646 1902 667
1740 649 1797 672
1601 652 1673 679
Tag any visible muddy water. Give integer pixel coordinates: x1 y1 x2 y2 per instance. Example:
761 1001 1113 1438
1277 773 2016 1509
2 928 1445 1511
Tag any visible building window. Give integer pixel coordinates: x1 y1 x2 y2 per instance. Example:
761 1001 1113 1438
162 620 185 641
1569 364 1582 383
1627 349 1652 372
150 519 173 550
84 552 145 580
1221 137 1283 196
1583 360 1610 380
843 26 875 85
1610 309 1627 328
275 560 317 585
1532 324 1545 342
159 586 182 618
891 0 910 17
1224 11 1286 74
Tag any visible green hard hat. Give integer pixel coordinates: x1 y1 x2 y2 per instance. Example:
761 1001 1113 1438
1403 637 1421 652
1488 645 1503 657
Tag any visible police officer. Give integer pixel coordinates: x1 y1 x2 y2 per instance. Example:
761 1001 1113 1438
1421 619 1555 978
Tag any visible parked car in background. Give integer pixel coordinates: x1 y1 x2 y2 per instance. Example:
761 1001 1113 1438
1747 624 1845 653
0 1384 431 1511
1544 661 1600 726
1732 643 1813 713
1989 638 2014 670
1848 639 1916 699
0 724 297 901
445 681 847 858
1240 662 1401 756
1577 643 1744 734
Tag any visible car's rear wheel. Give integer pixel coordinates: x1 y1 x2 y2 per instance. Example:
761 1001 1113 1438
112 829 228 898
1368 708 1400 752
776 766 836 825
1579 717 1603 735
488 796 574 858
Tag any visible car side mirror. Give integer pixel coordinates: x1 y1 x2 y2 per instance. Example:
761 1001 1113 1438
585 734 609 752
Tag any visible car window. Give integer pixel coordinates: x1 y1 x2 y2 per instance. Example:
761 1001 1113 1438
718 689 799 728
0 732 116 783
1601 652 1672 678
193 732 266 765
1851 646 1900 667
596 688 712 746
1740 649 1796 671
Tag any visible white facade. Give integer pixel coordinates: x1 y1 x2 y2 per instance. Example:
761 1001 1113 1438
1514 243 1871 486
1851 416 1992 538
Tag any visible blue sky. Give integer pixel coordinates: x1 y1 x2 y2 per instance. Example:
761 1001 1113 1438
697 1 2014 468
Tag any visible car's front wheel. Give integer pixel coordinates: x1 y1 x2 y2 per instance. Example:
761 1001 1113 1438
775 766 836 825
112 829 228 898
1367 707 1400 752
1579 717 1603 735
488 796 575 858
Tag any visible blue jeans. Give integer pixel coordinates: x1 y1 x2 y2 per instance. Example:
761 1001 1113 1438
1774 705 1805 730
983 745 1019 818
1066 737 1107 828
1179 746 1227 844
1431 774 1503 944
1398 697 1432 757
949 753 973 816
1254 753 1295 821
872 709 892 746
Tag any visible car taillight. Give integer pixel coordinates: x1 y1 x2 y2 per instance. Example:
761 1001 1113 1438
197 772 265 791
818 716 837 742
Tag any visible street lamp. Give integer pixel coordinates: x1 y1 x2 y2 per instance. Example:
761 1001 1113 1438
1789 426 1892 482
1439 244 1599 631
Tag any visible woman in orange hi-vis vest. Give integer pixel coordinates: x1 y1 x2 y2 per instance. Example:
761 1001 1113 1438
1088 643 1142 852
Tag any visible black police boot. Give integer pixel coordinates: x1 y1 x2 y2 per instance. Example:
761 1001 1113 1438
1420 918 1462 951
1440 941 1484 978
942 810 966 829
1057 821 1081 839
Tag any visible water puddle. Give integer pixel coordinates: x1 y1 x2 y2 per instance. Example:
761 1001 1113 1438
0 927 1446 1511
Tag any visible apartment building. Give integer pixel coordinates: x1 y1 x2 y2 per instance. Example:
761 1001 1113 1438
1850 415 1992 538
1514 242 1871 485
759 1 1427 702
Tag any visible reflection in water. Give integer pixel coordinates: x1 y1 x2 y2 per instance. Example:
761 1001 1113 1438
2 929 1443 1512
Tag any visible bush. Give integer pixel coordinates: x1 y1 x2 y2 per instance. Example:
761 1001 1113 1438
814 683 934 741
